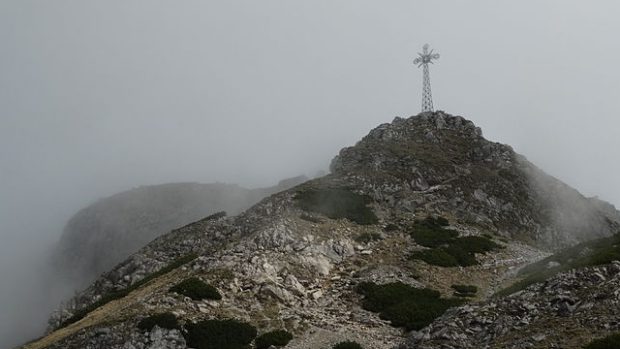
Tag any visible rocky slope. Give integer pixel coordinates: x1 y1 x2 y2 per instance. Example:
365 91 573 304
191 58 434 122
22 112 620 349
53 177 307 283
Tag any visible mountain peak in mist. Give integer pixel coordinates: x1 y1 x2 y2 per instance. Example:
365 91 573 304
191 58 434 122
24 112 620 349
331 111 620 247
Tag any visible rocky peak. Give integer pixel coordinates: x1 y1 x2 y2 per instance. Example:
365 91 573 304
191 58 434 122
331 111 620 248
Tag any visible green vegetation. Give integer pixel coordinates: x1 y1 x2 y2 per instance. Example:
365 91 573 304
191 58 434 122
355 232 382 244
255 329 293 349
408 218 501 267
356 281 463 331
170 277 221 300
451 284 478 297
332 341 363 349
59 253 198 328
449 236 501 254
498 234 620 296
584 333 620 349
295 188 378 225
410 249 459 267
184 319 257 349
137 312 179 331
409 224 458 248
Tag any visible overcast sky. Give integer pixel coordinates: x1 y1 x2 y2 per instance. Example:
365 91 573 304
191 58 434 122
1 1 620 347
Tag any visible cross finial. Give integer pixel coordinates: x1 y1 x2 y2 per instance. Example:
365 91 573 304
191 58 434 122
413 44 440 112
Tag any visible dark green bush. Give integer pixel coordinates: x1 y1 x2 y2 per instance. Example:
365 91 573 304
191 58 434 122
451 284 478 297
410 227 458 248
443 245 479 267
355 232 382 244
255 329 293 349
332 341 363 349
295 188 378 225
170 277 221 300
356 281 462 330
137 312 179 331
450 236 502 254
60 253 198 328
409 234 501 268
184 319 257 349
410 249 459 267
584 333 620 349
408 217 455 246
380 297 463 331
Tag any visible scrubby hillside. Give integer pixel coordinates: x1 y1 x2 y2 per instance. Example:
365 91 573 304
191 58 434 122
53 177 307 283
22 112 620 349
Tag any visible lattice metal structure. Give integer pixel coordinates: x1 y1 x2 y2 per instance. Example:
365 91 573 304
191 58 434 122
413 44 440 112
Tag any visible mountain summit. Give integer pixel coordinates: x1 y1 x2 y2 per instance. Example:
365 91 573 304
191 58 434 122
23 112 620 349
332 112 619 247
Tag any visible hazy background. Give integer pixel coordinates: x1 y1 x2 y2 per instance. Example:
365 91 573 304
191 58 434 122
1 1 620 347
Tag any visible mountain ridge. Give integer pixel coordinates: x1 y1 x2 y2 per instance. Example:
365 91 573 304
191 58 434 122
53 176 308 285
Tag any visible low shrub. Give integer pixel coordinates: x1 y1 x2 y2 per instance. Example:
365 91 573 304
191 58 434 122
380 297 463 330
449 236 502 254
137 312 179 331
355 232 382 244
170 277 221 300
332 341 363 349
443 245 479 267
408 217 454 247
410 249 459 267
356 281 463 331
184 319 257 349
295 188 378 225
584 333 620 349
255 329 293 349
451 284 478 297
409 233 501 268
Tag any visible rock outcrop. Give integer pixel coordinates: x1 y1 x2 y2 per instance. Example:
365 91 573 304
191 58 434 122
331 111 620 248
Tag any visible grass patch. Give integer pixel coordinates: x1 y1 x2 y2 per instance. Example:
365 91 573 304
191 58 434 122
451 284 478 297
295 188 378 225
333 341 363 349
355 232 382 244
184 319 257 349
137 312 179 332
59 253 198 328
255 329 293 349
498 234 620 296
584 333 620 349
356 281 463 331
170 277 221 300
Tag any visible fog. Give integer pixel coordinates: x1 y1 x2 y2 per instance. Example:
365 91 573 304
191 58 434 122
2 1 620 347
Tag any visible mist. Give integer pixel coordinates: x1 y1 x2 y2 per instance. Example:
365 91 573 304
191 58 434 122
2 1 620 347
